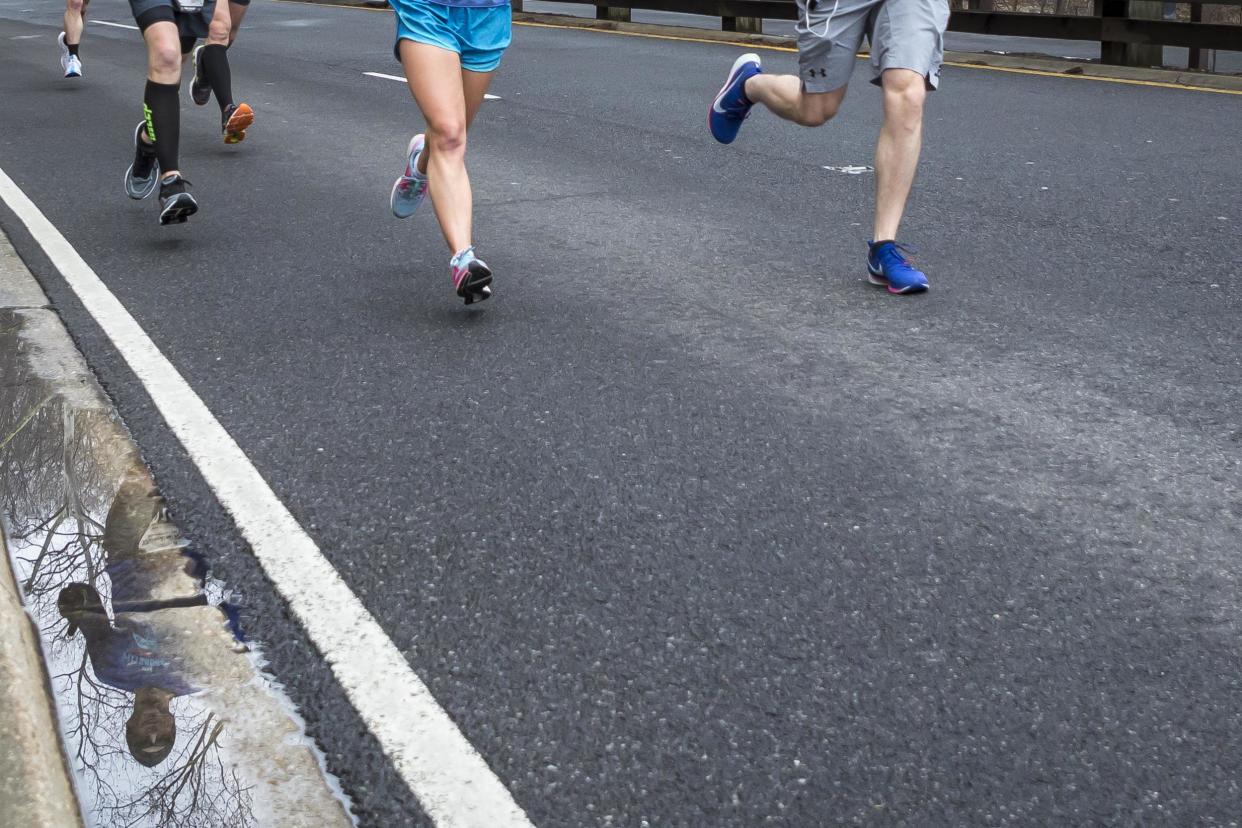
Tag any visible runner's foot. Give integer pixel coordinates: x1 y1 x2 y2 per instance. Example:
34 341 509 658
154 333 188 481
708 53 761 144
390 134 429 219
124 122 160 200
451 247 493 305
58 32 82 78
191 45 211 106
867 241 929 294
158 174 198 225
222 103 254 144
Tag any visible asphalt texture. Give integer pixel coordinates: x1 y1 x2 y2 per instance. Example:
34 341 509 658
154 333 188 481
2 1 1242 823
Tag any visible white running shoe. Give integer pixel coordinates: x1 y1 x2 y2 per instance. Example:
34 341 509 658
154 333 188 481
58 33 81 78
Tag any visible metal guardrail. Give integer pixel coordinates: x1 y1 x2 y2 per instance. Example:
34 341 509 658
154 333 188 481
514 0 1241 70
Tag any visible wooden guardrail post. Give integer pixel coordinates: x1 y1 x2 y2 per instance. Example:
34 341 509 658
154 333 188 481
1188 1 1218 70
1127 0 1165 64
596 4 632 20
1097 0 1126 64
722 15 763 31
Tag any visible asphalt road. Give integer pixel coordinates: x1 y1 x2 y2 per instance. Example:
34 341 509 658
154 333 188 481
2 1 1242 824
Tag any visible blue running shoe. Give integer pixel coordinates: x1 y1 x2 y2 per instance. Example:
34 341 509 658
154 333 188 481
709 53 762 145
867 241 929 294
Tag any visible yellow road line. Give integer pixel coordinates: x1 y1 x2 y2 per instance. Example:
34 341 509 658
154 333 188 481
515 18 798 51
941 59 1242 94
276 0 1241 95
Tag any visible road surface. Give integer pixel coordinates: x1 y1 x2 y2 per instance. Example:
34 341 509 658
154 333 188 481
2 1 1241 823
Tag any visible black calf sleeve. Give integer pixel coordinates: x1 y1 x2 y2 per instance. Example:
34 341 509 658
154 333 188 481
142 80 181 174
200 44 234 111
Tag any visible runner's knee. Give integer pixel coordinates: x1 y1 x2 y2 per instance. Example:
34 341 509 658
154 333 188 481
149 42 182 76
796 96 840 127
427 120 467 156
882 71 926 123
66 0 85 12
207 17 231 44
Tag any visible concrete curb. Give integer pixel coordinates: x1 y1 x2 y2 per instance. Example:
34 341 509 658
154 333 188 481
0 227 355 828
0 236 83 828
0 546 83 828
280 0 1242 92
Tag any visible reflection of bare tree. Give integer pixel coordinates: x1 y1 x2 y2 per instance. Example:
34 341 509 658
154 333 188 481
102 713 252 828
1 342 254 828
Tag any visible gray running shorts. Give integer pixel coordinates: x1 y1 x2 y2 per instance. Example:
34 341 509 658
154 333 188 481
794 0 950 93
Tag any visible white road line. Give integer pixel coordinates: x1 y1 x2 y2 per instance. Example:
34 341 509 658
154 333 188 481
364 71 501 99
92 20 140 30
364 70 407 82
0 167 535 828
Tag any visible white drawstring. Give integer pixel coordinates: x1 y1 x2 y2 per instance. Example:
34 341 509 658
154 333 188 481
802 0 840 40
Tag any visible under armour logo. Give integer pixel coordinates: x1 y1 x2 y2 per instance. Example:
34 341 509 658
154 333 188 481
808 68 827 78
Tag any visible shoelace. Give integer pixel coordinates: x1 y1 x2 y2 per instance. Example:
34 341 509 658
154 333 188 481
877 242 919 269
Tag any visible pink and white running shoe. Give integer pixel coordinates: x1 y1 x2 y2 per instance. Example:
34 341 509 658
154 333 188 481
390 133 429 219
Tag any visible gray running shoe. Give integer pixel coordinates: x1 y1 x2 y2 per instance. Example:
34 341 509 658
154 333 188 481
124 122 159 200
191 45 211 106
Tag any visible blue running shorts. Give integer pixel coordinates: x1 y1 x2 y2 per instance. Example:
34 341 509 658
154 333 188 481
391 0 512 73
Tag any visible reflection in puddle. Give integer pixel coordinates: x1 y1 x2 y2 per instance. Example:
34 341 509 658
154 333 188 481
1 308 354 827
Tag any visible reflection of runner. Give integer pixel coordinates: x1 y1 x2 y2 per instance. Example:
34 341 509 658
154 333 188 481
58 582 203 766
387 0 511 303
58 0 88 78
707 0 948 294
56 475 222 768
189 0 255 144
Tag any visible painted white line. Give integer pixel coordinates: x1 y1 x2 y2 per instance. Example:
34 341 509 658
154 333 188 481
364 70 407 82
92 19 140 30
363 71 501 99
0 166 534 828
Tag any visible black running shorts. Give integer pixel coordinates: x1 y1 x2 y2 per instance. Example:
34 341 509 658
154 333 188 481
132 0 214 44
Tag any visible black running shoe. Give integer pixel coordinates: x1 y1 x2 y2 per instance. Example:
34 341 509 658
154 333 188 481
124 122 160 200
451 249 493 305
158 174 198 225
191 45 211 106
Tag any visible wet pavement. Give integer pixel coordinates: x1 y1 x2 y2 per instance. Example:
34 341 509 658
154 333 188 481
0 246 355 827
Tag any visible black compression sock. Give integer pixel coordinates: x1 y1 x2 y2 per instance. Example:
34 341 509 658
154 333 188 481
200 44 234 112
142 80 181 175
67 42 79 57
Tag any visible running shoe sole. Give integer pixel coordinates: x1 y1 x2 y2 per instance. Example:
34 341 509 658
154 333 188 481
708 53 760 144
867 267 929 295
223 103 254 145
390 134 427 219
124 124 160 200
456 261 493 305
159 193 198 225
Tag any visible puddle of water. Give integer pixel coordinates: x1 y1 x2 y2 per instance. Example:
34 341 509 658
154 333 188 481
0 308 355 827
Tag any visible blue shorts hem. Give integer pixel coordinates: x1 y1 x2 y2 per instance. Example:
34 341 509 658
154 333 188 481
394 35 504 73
